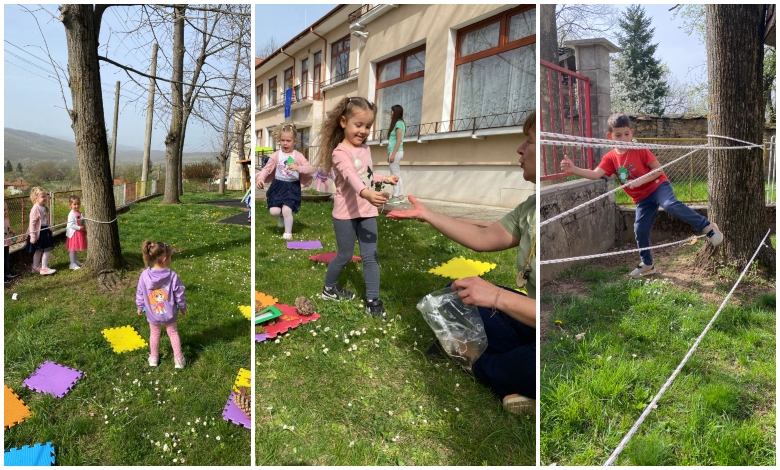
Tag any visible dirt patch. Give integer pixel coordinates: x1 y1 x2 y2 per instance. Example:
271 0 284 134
539 277 589 342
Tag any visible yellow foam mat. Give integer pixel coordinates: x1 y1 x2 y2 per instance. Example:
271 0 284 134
4 385 33 428
238 306 251 320
255 291 278 310
232 368 251 393
428 257 497 280
101 326 148 353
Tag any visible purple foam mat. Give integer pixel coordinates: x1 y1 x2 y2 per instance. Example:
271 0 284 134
287 240 323 250
255 333 270 343
23 361 83 398
222 391 250 429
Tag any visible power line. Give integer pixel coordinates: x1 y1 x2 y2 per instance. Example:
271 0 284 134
4 59 58 84
4 49 52 73
4 39 50 65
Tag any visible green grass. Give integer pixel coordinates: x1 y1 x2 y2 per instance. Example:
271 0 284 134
540 260 775 465
255 201 534 465
4 191 251 465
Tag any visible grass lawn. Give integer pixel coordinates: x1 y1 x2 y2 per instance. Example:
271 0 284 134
4 191 251 465
255 200 535 465
614 180 776 205
539 242 776 465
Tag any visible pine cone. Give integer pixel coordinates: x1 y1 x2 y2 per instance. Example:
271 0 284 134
294 296 316 316
235 386 251 418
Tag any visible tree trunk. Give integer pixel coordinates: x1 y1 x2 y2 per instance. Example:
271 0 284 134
163 5 185 204
60 4 126 286
701 4 775 273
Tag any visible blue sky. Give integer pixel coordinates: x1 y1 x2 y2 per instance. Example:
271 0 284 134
3 4 235 154
255 4 338 57
639 5 706 84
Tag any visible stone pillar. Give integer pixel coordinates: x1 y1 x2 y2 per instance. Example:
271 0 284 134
565 38 620 163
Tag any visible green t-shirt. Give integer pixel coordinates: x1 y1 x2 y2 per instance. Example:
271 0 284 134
499 194 536 299
387 120 406 154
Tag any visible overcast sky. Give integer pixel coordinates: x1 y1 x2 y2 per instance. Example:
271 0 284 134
3 4 244 154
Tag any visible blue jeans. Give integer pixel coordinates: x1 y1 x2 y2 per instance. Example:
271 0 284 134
471 286 536 399
635 181 710 265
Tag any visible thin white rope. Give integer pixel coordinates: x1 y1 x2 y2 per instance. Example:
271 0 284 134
540 148 700 227
4 222 68 243
541 131 762 150
603 228 772 466
706 134 764 148
540 235 705 265
81 216 118 224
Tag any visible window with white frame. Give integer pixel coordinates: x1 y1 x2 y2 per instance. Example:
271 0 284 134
453 6 535 129
331 35 351 83
375 46 425 140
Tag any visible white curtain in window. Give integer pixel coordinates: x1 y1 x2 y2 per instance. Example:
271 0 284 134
376 76 424 139
454 44 535 129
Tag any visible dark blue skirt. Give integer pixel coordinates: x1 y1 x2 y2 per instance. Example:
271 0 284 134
25 225 53 252
266 179 301 213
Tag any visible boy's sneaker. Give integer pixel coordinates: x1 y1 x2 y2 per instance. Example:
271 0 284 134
365 298 386 317
148 356 159 367
703 223 723 246
503 394 535 415
69 264 81 270
321 284 355 301
282 232 293 240
39 267 56 275
277 216 284 228
174 357 186 369
629 263 655 278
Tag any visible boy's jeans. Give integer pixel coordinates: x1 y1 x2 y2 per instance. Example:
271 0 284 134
635 181 710 266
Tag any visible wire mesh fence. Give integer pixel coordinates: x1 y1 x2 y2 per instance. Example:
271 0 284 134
5 181 161 250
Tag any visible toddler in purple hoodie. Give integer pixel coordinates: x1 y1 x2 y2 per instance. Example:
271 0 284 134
136 240 188 368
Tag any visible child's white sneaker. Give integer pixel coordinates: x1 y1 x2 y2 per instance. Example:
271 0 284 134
703 223 723 246
69 264 81 270
282 232 293 240
148 356 159 367
503 394 535 415
39 267 56 275
277 216 284 228
174 357 186 369
629 263 655 278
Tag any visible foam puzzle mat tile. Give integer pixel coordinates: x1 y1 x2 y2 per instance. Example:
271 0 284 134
101 325 148 353
222 391 250 429
4 442 55 466
428 257 497 280
232 368 251 393
238 305 251 320
255 291 278 310
287 240 323 250
261 303 321 339
4 385 33 429
23 362 83 398
309 252 361 264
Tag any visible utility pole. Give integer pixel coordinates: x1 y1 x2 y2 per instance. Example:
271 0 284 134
140 43 158 196
110 81 120 178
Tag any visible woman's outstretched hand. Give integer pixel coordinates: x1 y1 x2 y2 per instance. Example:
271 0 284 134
386 195 427 221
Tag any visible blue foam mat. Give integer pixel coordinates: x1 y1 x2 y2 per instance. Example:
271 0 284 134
4 442 55 466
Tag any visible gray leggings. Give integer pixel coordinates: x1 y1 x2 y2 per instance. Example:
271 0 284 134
324 217 380 300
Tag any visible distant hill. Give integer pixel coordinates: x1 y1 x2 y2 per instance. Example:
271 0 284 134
4 128 215 167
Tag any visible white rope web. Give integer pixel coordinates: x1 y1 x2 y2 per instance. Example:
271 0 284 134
540 132 762 263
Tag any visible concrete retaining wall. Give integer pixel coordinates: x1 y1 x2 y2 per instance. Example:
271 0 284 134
540 178 617 283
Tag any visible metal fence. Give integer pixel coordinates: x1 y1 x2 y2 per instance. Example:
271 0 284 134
4 180 161 249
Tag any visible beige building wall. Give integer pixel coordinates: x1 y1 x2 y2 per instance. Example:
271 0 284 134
254 4 534 208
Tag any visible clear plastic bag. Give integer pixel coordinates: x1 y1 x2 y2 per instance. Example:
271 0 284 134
416 288 488 368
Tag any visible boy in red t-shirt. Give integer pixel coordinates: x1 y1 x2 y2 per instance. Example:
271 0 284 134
560 113 723 277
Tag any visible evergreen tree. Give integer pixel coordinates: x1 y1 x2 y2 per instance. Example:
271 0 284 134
16 163 23 175
5 160 12 173
611 5 669 115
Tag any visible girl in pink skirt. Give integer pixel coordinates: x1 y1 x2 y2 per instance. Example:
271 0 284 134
65 195 87 270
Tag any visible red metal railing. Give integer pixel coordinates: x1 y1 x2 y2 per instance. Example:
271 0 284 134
540 59 593 181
